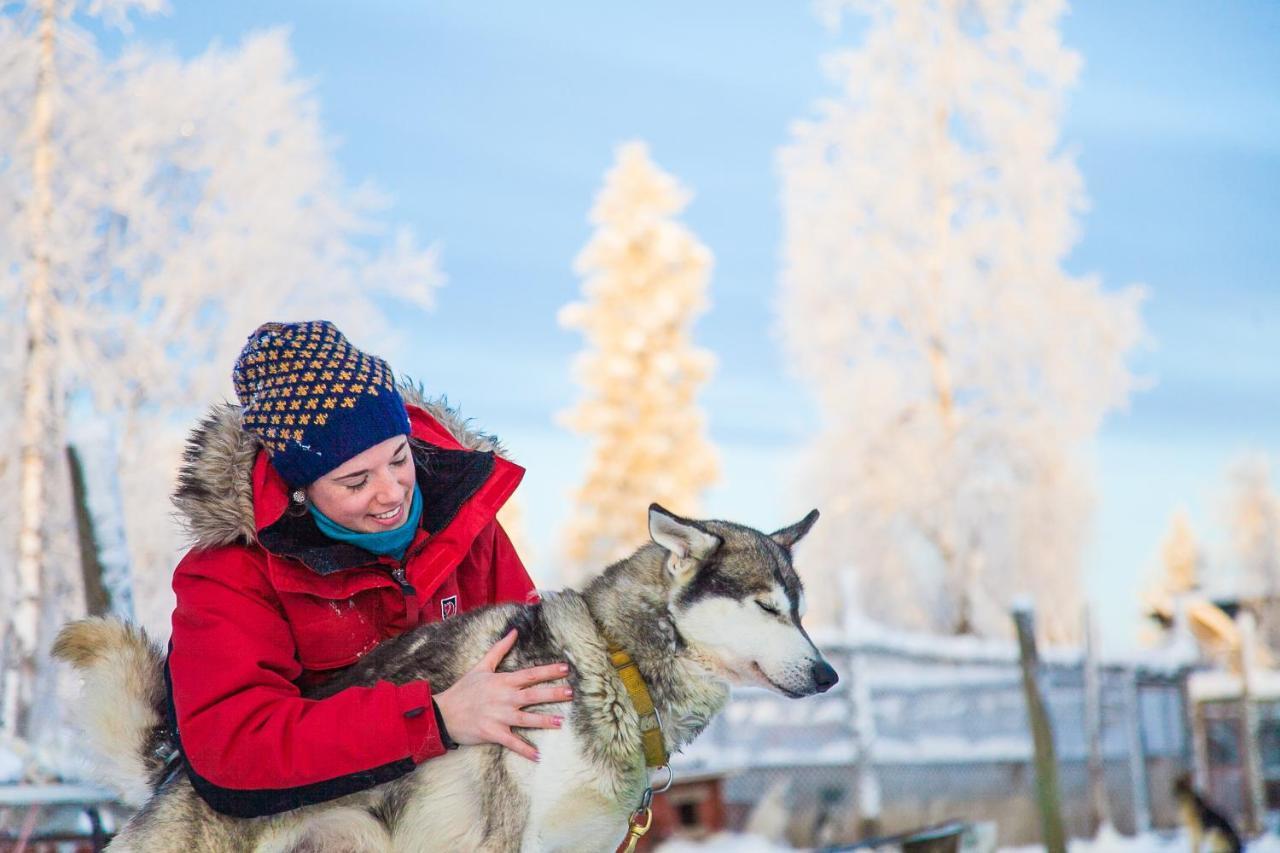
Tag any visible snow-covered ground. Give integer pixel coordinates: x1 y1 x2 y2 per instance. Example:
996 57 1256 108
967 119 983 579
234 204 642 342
655 834 794 852
1000 825 1280 853
655 826 1280 851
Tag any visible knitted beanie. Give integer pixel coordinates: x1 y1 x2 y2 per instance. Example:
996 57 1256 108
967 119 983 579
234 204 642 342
231 321 411 487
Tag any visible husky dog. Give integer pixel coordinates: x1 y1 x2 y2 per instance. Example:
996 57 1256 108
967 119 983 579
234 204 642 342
1173 775 1241 853
55 504 838 852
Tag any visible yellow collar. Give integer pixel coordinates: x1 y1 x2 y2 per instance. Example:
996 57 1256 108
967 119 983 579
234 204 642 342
606 642 669 768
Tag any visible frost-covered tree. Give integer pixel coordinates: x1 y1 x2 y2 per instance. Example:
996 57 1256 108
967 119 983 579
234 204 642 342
1225 455 1280 650
1141 509 1202 639
558 142 719 584
1227 456 1280 597
1160 508 1202 597
0 1 441 760
778 0 1145 640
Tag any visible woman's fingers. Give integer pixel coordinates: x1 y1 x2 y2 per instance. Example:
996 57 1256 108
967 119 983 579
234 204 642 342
509 661 570 688
438 639 577 761
512 710 564 730
518 684 573 707
497 730 539 762
479 629 518 672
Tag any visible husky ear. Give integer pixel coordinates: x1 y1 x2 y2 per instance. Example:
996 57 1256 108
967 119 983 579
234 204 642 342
770 509 819 549
649 503 721 584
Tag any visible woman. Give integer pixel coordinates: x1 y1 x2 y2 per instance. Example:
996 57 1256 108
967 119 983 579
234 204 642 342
166 320 569 818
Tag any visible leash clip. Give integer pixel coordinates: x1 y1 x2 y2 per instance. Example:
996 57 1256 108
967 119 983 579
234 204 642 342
619 793 654 853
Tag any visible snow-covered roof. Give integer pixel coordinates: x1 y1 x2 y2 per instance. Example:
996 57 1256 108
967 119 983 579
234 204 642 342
816 616 1193 676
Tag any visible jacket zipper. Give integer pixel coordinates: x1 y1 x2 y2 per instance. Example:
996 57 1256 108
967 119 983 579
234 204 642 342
390 565 416 597
390 452 492 588
387 452 495 618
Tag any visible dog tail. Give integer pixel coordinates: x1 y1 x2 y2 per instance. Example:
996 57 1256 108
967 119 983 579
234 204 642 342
53 617 175 804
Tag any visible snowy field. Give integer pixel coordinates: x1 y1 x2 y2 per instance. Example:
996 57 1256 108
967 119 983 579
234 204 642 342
655 826 1280 851
1001 825 1280 852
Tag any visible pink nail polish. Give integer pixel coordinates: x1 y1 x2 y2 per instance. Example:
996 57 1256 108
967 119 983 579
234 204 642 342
560 664 570 674
554 716 564 727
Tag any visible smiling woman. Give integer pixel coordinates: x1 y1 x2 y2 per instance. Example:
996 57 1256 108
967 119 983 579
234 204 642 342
163 320 572 819
307 436 418 533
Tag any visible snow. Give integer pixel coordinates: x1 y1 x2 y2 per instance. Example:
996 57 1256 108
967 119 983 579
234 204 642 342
1010 596 1036 616
833 615 1189 675
656 828 1280 852
872 735 1032 765
1188 668 1280 701
1000 826 1280 852
1189 670 1245 702
0 745 23 783
0 783 117 806
676 740 861 771
655 833 794 852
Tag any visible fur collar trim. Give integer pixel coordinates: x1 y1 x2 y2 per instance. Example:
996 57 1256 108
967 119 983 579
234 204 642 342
171 383 508 551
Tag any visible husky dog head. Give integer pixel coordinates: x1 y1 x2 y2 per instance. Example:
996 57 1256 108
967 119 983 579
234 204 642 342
649 504 838 698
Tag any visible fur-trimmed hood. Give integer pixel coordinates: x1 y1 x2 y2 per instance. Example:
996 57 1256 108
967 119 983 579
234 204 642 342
172 383 510 551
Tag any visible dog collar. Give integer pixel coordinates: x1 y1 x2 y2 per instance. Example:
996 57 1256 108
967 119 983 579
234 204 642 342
606 642 669 768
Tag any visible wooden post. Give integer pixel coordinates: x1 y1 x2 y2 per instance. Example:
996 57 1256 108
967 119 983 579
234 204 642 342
1013 604 1066 853
848 651 882 838
1123 669 1152 833
1190 703 1210 799
1239 612 1266 835
67 445 109 617
1082 606 1112 832
1171 597 1209 790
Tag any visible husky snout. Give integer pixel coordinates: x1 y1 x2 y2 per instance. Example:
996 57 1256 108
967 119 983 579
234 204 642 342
771 644 839 697
811 658 838 693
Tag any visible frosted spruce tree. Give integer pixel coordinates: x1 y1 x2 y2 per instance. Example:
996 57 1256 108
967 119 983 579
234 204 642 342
0 1 441 762
558 142 719 585
778 0 1145 640
1228 456 1280 595
1160 509 1202 598
1226 455 1280 650
1140 509 1202 646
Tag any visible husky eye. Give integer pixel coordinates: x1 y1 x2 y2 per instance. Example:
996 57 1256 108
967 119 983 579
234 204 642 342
755 601 781 617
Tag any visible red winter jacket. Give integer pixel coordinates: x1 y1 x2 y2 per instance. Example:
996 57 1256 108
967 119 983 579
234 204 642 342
166 396 535 817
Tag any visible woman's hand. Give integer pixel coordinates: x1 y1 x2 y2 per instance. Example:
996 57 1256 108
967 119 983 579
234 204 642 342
433 629 572 761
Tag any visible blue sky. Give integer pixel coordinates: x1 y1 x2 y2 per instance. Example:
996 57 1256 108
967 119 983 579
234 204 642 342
101 1 1280 652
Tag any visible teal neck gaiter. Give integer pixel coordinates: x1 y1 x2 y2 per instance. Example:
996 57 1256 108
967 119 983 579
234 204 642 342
309 483 423 561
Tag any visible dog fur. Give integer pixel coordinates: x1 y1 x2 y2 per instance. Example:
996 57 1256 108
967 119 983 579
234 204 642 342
56 504 837 852
1173 774 1241 853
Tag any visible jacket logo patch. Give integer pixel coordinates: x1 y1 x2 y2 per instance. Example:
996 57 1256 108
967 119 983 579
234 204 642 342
441 595 458 620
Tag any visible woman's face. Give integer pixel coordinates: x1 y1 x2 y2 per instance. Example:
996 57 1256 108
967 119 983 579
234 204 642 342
305 434 416 533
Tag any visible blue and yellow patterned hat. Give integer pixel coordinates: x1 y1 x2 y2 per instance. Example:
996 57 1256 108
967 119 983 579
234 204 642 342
232 321 411 487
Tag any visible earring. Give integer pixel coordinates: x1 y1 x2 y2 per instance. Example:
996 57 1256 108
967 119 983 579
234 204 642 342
292 489 306 505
